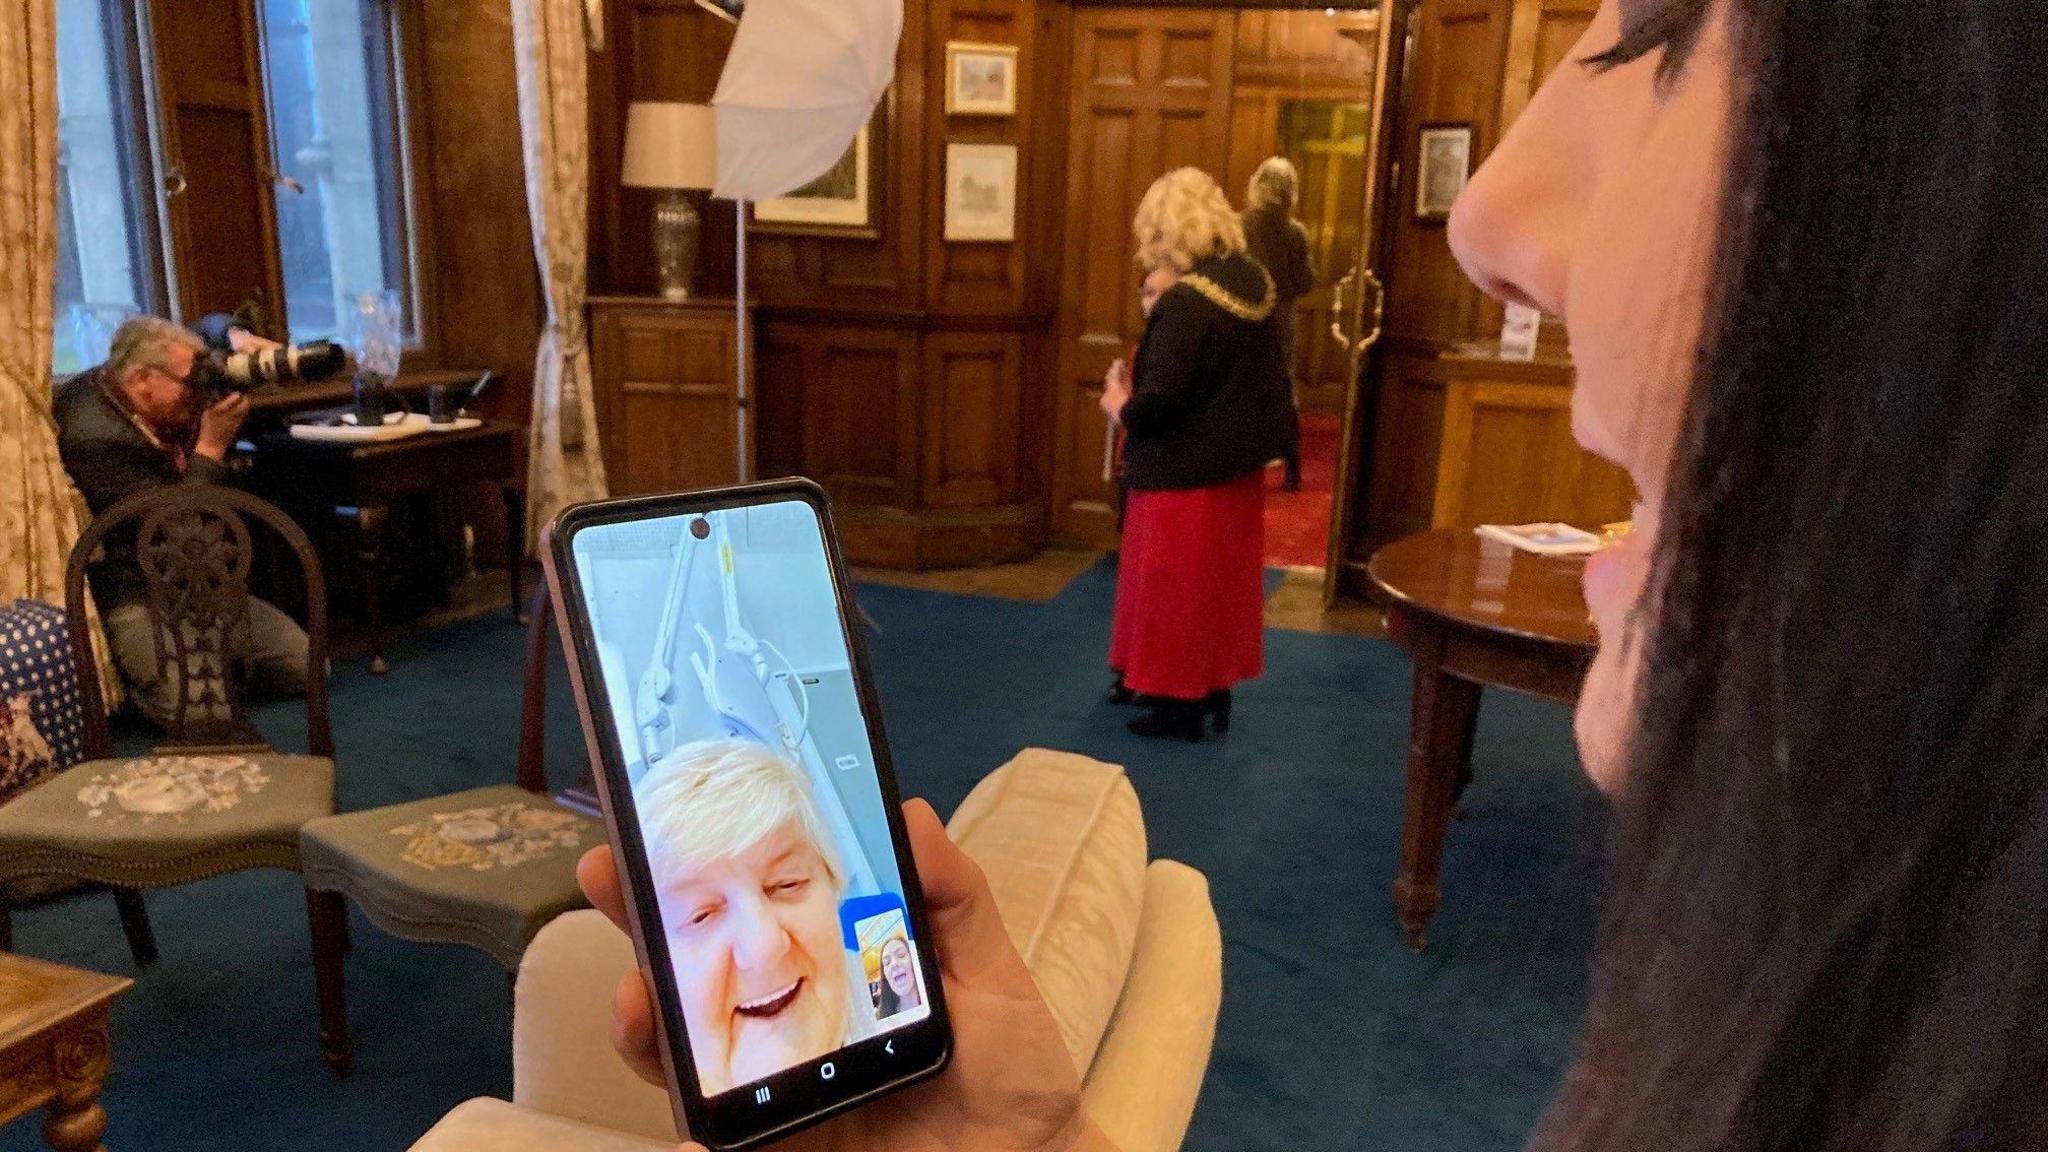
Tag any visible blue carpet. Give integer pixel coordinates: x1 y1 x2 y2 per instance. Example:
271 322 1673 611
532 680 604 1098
3 559 1609 1151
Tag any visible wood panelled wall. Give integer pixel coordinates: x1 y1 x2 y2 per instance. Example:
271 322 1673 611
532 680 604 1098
587 0 1070 567
1048 8 1377 546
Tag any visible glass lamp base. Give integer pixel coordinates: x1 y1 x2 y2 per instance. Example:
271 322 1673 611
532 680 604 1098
653 192 701 302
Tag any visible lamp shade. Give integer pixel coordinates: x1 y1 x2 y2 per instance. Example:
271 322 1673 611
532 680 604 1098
621 102 718 190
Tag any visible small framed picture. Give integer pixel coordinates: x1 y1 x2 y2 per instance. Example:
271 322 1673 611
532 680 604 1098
1415 122 1475 222
753 124 877 236
943 143 1017 242
945 42 1019 117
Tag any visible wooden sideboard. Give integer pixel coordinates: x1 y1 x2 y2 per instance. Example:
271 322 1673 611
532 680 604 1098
588 297 753 497
1363 339 1635 550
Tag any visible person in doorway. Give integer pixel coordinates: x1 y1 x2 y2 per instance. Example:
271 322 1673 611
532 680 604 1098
54 316 309 727
1240 156 1316 491
1099 168 1295 741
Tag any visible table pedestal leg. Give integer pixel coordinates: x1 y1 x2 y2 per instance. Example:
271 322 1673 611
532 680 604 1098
501 485 527 623
1392 636 1482 951
348 504 391 675
41 1029 110 1152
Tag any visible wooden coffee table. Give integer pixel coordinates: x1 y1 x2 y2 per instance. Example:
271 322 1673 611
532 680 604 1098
1368 528 1597 949
0 953 133 1151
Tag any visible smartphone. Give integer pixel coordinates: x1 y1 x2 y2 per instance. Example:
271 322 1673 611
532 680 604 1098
541 480 950 1149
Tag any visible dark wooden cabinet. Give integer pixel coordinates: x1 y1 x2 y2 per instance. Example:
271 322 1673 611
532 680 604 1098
588 297 752 497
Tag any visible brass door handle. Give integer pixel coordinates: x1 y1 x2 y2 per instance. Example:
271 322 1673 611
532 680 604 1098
1356 268 1384 353
1329 268 1386 353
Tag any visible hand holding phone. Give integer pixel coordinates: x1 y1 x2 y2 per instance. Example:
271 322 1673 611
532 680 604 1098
576 800 1117 1152
547 482 980 1147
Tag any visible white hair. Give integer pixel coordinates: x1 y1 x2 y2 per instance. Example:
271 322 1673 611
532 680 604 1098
106 316 204 382
635 738 844 893
1133 167 1247 273
1247 156 1300 211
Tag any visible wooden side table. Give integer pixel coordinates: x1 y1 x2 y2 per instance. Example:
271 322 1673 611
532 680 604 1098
0 953 133 1151
1368 528 1597 949
247 419 526 673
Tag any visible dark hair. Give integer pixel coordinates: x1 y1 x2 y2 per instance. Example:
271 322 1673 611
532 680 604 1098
1535 2 2048 1150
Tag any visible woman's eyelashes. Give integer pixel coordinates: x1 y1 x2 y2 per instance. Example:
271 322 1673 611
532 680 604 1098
1584 0 1707 80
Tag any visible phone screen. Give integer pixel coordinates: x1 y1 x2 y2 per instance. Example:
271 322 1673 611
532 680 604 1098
559 493 944 1142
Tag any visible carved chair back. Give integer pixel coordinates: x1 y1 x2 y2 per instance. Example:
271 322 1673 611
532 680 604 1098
65 486 333 759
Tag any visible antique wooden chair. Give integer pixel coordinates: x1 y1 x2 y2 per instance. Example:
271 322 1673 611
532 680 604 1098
0 485 337 981
299 587 598 1076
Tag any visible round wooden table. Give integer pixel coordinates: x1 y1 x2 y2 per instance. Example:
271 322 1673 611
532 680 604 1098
1368 528 1597 949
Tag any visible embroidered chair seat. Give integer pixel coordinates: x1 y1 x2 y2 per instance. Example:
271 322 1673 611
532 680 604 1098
301 785 597 970
0 753 335 886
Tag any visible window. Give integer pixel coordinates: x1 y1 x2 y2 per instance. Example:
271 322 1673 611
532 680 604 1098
50 0 418 369
53 0 157 374
259 0 415 343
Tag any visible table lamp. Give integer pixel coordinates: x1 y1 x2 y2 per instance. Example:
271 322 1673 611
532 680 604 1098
621 102 717 301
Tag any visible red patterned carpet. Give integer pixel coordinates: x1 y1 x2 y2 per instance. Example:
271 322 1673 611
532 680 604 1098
1264 409 1339 569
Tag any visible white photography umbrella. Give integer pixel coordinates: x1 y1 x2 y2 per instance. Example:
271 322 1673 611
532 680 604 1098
707 0 901 481
710 0 902 201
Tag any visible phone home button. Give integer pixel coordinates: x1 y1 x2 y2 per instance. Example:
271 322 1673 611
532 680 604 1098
819 1062 836 1081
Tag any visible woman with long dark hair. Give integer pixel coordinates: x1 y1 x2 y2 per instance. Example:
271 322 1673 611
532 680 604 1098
584 0 2048 1146
1451 0 2048 1146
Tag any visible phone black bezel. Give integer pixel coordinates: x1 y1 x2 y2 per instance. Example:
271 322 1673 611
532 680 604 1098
540 478 952 1151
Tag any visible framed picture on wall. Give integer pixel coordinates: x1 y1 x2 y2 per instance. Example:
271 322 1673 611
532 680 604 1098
943 143 1017 242
1415 122 1475 222
945 42 1019 117
753 124 878 236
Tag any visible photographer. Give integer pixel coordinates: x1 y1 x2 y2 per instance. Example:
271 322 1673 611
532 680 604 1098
54 315 309 726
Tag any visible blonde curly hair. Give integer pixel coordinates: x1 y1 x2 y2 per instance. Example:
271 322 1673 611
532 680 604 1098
1133 167 1246 273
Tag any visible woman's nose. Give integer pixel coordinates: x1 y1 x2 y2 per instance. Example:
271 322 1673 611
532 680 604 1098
1447 125 1579 319
728 895 794 971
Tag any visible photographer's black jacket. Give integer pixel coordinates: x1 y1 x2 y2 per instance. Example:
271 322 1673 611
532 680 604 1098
54 368 228 611
1120 252 1298 491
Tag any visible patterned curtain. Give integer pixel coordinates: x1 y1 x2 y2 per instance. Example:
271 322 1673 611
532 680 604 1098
513 0 607 552
0 1 118 703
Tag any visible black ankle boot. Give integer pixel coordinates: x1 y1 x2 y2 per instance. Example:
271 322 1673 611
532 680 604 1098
1205 689 1232 734
1108 672 1136 706
1128 699 1204 742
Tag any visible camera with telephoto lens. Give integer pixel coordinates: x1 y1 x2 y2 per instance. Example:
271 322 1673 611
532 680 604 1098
190 340 350 402
218 340 349 389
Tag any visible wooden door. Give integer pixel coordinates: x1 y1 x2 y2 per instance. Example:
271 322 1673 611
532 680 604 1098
1051 8 1234 547
145 0 287 329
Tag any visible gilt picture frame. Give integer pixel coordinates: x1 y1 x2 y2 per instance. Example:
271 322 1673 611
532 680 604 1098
752 123 878 237
1416 122 1474 222
942 142 1017 242
945 42 1019 117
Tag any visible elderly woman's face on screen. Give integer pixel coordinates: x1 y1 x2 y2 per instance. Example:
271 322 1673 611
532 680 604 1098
655 820 848 1094
1447 0 1733 787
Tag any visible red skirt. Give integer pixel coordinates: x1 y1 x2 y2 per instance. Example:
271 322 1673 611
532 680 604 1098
1109 472 1265 701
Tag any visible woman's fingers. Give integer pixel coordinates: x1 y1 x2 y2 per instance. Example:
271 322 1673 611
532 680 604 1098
901 799 1021 983
612 968 668 1087
577 844 631 932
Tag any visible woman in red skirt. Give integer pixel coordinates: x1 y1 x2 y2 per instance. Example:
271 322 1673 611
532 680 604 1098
1101 168 1298 741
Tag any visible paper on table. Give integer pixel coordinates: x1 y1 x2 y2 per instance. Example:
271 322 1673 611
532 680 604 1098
1474 522 1603 556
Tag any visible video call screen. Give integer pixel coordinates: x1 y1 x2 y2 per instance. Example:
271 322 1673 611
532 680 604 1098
570 500 930 1097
